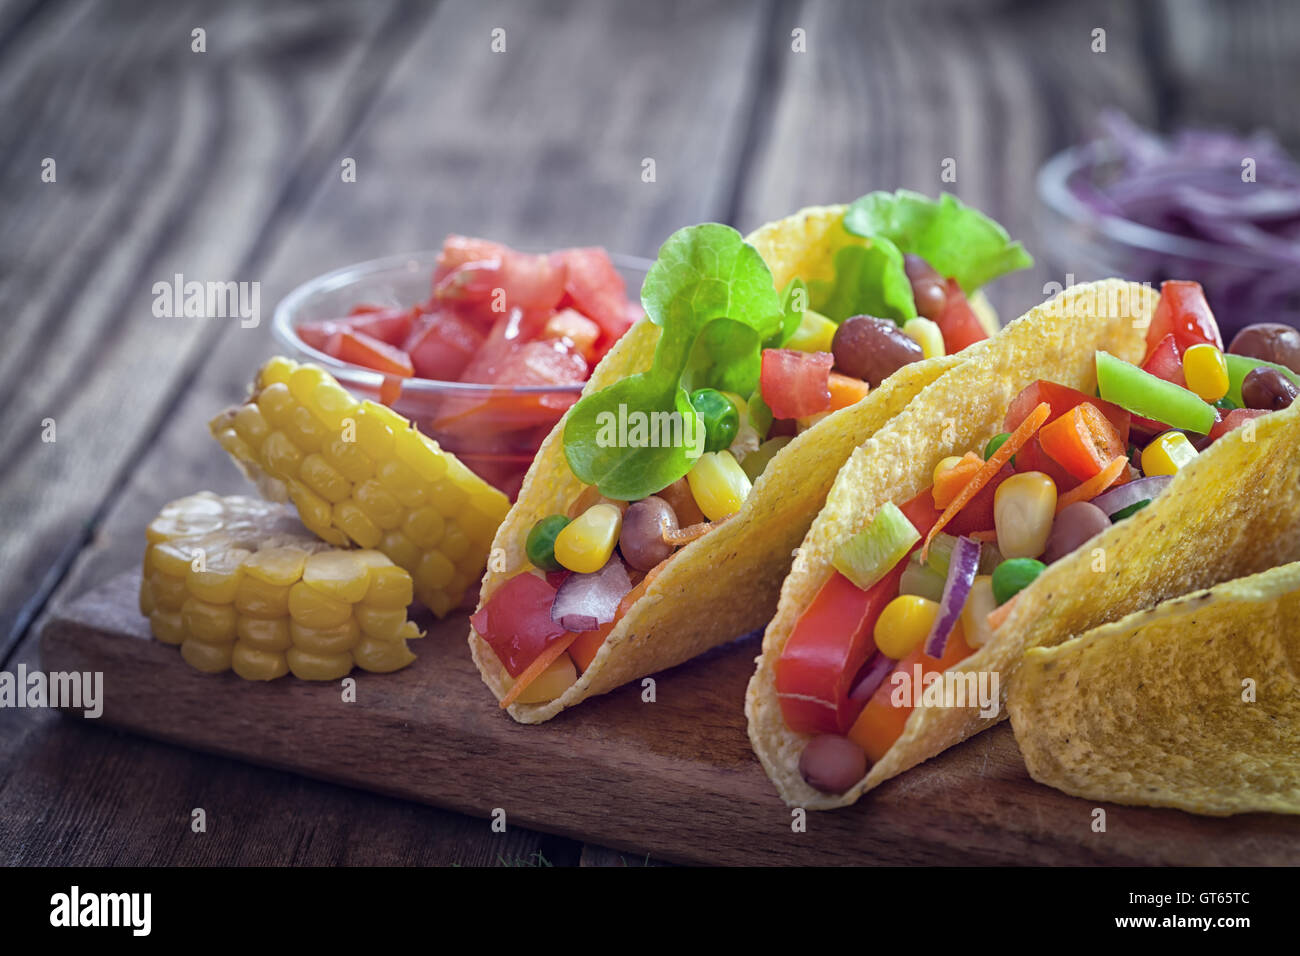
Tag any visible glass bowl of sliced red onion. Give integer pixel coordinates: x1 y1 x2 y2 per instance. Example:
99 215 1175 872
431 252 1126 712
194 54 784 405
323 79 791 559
1037 111 1300 341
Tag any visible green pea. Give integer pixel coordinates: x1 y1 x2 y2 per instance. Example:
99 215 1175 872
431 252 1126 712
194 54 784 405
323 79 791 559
1214 396 1238 411
526 514 571 572
984 432 1011 461
690 388 739 453
991 557 1046 606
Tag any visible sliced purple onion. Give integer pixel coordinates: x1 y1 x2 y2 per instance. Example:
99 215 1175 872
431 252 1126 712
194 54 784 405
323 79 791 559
1091 475 1173 519
924 535 980 658
848 651 896 703
550 557 632 631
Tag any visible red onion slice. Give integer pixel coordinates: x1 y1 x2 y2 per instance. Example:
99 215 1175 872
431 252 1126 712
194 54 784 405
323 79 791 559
1091 475 1172 518
849 651 896 702
550 557 632 631
924 535 980 658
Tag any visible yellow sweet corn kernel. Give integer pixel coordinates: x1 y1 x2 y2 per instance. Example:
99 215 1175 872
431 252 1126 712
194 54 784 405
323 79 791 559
231 403 270 449
231 644 289 681
149 570 188 611
138 577 155 616
380 530 422 573
300 453 351 503
181 597 237 644
331 500 382 548
151 540 195 578
363 563 415 609
903 317 946 359
420 589 455 618
553 503 621 574
286 403 329 453
289 617 361 656
1142 430 1198 477
1182 344 1229 402
352 635 418 673
784 309 837 353
354 479 403 529
286 481 348 546
235 615 292 652
417 550 456 591
286 647 353 681
185 547 249 604
321 436 375 483
256 383 297 431
403 507 446 549
258 355 296 388
262 430 304 479
354 604 409 642
151 609 185 646
287 581 353 628
439 524 470 562
181 639 234 674
874 595 939 659
235 575 291 617
685 450 751 521
301 550 372 603
378 458 427 508
932 455 964 486
994 471 1058 559
354 402 397 460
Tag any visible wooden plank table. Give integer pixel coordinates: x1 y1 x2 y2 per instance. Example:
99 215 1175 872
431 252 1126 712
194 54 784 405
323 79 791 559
5 0 1300 866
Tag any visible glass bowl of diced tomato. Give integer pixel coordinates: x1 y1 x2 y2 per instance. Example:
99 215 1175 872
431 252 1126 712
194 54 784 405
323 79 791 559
272 237 650 500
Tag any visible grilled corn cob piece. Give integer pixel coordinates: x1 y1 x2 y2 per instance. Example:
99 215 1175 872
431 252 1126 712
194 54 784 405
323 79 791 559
209 357 509 616
141 492 423 680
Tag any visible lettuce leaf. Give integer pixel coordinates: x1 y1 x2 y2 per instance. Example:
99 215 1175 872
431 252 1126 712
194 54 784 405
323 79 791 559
563 224 782 499
809 243 917 322
843 190 1033 294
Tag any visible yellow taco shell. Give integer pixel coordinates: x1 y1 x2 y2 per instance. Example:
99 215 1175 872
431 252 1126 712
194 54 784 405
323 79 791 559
1008 560 1300 815
748 280 1300 809
469 206 967 722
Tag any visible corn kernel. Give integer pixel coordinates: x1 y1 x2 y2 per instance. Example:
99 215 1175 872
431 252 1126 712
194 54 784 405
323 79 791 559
287 481 348 546
181 597 237 644
932 455 963 485
1141 430 1198 477
302 551 372 604
149 570 188 611
150 609 185 646
378 457 427 508
363 563 414 608
439 523 471 562
300 453 351 503
232 403 270 449
1182 344 1229 402
785 309 837 353
685 450 752 522
380 529 422 573
419 588 455 618
262 430 304 480
321 436 375 483
214 427 255 462
151 540 195 578
286 647 353 681
257 383 297 431
430 478 470 517
394 425 448 483
333 500 383 548
874 594 939 659
231 644 289 681
553 503 622 573
289 616 360 656
352 637 417 674
287 581 353 628
243 546 308 587
403 506 446 549
994 471 1058 559
354 479 403 530
185 547 249 604
353 403 396 460
354 604 409 642
903 317 946 359
139 577 155 616
258 356 296 388
236 615 292 652
181 639 233 674
417 550 456 591
960 574 997 648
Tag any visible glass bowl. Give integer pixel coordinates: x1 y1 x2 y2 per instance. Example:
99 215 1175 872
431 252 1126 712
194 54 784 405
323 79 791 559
272 249 651 499
1036 143 1300 341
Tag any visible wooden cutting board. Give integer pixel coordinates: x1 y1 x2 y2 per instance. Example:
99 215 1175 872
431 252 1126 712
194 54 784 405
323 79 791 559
38 572 1300 866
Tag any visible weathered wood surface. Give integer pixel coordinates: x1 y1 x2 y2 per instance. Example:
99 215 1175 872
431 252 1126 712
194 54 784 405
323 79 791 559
4 0 1300 866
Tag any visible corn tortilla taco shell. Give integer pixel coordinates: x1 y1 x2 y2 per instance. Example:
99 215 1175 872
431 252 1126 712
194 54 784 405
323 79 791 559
1008 561 1300 816
468 206 969 722
748 280 1300 809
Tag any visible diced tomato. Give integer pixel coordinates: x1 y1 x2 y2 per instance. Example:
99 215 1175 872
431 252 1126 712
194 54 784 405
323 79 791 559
436 336 587 435
1209 407 1268 441
827 372 871 411
404 310 485 381
1146 280 1222 355
469 573 568 677
1014 435 1080 492
848 623 975 763
1004 380 1131 445
934 279 989 354
557 248 632 344
945 463 1014 536
776 490 940 735
541 308 602 363
1140 333 1185 387
1038 402 1127 482
297 306 418 352
760 349 833 419
434 235 511 285
326 329 414 377
435 250 567 316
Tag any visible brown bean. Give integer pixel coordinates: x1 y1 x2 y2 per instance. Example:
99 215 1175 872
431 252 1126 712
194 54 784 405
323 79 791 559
911 278 948 321
1241 366 1298 411
1228 323 1300 374
618 496 678 571
1042 501 1111 564
831 315 924 387
903 254 941 283
798 734 868 794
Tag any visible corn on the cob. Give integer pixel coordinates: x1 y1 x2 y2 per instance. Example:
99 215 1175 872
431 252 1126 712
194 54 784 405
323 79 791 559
140 492 423 681
209 357 509 616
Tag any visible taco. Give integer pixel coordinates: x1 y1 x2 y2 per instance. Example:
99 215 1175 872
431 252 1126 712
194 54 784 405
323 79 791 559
469 193 1032 721
746 278 1300 808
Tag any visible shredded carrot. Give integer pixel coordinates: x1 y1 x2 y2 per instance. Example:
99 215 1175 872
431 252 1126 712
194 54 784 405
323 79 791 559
968 529 1000 543
827 372 871 411
500 633 579 709
922 402 1051 562
932 452 983 509
986 595 1017 633
662 513 731 547
1055 455 1127 513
